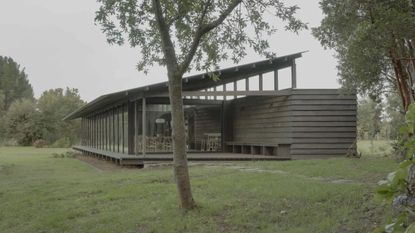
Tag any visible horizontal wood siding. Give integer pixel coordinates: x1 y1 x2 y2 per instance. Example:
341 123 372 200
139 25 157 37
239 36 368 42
193 106 222 143
231 95 292 145
289 89 356 158
230 89 357 158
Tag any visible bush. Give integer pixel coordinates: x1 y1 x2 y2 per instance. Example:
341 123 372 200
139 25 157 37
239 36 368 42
50 137 71 148
51 151 77 159
0 138 18 146
33 139 47 148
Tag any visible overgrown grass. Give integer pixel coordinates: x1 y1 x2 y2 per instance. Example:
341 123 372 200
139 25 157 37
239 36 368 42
358 140 395 157
0 146 397 233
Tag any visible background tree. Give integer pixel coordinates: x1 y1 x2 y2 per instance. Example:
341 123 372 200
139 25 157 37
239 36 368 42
313 0 415 111
4 99 42 146
0 56 34 141
357 97 382 140
384 92 405 140
37 88 85 147
95 0 305 209
0 56 34 111
314 1 415 230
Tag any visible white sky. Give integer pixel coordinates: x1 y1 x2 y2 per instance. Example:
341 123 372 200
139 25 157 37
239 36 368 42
0 0 339 102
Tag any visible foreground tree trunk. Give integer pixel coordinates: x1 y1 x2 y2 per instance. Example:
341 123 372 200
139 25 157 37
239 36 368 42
151 0 195 210
168 73 196 209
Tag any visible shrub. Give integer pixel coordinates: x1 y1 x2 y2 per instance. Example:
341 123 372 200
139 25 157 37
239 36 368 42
51 137 71 148
51 151 77 159
33 139 47 148
0 138 18 146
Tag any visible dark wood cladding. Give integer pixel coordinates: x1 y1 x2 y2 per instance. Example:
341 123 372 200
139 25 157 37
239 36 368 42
193 106 222 144
229 89 357 158
77 88 357 160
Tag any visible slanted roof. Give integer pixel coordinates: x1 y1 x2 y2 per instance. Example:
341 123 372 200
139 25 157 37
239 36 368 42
64 52 304 120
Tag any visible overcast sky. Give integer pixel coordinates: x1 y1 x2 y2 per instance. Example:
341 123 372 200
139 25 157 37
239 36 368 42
0 0 339 102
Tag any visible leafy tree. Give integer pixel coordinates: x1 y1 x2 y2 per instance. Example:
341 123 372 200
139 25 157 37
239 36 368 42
384 92 405 140
314 2 415 230
313 0 415 111
37 88 85 146
0 56 34 111
95 0 305 209
357 97 382 140
4 99 42 146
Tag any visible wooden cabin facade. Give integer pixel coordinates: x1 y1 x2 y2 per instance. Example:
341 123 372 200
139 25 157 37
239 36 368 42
65 52 357 164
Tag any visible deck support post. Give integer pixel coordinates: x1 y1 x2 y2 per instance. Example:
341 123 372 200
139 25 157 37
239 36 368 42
291 60 297 88
142 98 146 157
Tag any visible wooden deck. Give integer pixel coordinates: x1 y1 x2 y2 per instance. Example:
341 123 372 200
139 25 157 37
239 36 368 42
73 145 290 167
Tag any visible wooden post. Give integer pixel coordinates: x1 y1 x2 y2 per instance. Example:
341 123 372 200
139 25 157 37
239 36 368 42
233 81 237 99
127 102 136 155
223 84 227 101
291 60 297 88
245 77 249 91
93 116 96 148
105 111 108 151
117 106 120 153
94 116 97 148
103 114 105 150
122 104 125 154
108 111 111 151
113 108 116 152
80 118 83 146
142 98 146 156
134 101 138 155
213 86 217 100
87 118 89 147
259 73 263 91
98 114 100 149
274 70 279 90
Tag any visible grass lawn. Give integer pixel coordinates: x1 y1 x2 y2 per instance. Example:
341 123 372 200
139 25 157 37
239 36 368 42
0 146 397 233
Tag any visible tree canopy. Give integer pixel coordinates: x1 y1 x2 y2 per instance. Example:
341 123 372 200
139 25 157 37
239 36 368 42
37 88 85 147
95 0 306 74
0 56 34 112
313 0 415 111
1 88 85 147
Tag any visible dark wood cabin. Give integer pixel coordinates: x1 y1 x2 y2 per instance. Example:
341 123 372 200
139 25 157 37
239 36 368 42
65 52 357 165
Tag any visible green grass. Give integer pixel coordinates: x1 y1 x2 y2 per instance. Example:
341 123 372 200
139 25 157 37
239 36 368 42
0 146 397 233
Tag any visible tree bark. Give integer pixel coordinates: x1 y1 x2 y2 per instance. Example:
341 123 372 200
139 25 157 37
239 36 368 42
152 0 195 210
168 73 196 210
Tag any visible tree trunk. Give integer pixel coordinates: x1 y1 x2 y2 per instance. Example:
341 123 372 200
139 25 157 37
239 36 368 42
168 73 196 210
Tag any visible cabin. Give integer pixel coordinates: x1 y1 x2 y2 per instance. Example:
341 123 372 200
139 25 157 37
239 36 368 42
65 52 357 166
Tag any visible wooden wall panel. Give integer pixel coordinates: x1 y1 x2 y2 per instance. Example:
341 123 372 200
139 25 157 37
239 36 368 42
229 89 357 158
193 106 222 145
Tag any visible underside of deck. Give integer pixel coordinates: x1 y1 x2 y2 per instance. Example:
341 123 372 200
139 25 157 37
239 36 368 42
73 145 291 167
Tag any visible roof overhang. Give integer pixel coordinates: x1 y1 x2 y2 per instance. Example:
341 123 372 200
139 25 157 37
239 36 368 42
64 51 304 120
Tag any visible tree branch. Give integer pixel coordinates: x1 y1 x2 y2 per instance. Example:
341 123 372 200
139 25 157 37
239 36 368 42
179 0 243 74
152 0 179 72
